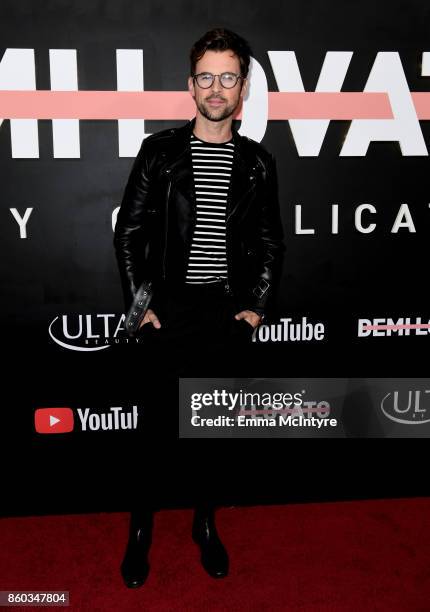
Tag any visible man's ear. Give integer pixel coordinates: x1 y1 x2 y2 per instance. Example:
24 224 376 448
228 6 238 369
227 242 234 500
240 78 249 99
188 76 195 98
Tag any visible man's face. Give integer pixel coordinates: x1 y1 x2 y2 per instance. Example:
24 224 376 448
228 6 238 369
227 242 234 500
188 49 248 122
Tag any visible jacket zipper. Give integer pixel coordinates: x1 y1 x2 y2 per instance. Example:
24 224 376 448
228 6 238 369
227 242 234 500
162 174 171 280
225 236 232 294
224 180 233 295
225 168 257 295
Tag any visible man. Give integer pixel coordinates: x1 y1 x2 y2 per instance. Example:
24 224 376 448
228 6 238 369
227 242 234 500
113 27 285 588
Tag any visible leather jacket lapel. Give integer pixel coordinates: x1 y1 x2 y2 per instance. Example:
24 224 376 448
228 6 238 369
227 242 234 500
162 119 195 208
227 132 257 222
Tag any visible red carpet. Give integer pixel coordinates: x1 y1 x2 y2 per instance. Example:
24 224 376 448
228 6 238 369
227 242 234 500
1 498 430 611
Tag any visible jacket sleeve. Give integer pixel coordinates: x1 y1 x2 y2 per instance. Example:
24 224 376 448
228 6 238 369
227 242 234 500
247 153 286 317
113 138 153 312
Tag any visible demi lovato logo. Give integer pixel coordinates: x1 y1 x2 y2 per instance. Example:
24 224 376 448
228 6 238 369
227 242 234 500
358 317 430 337
380 390 430 424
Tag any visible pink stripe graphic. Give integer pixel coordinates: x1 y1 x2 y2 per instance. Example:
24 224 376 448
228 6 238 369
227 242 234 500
0 90 404 119
239 407 330 415
363 324 430 330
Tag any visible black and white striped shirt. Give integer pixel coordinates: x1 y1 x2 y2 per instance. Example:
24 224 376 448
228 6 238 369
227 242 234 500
185 132 235 284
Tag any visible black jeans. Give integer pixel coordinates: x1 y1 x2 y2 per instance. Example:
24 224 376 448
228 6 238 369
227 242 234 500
130 279 255 509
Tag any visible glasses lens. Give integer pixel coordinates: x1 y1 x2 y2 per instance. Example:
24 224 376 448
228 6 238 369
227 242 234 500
220 73 238 88
196 73 214 88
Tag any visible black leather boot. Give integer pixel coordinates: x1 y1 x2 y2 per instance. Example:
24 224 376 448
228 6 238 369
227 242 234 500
120 506 153 588
192 504 229 578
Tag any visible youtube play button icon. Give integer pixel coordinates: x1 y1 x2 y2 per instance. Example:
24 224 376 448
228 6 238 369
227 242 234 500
35 407 74 433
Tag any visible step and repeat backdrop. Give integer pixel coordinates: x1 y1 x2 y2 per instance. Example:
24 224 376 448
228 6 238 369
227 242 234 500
1 0 430 513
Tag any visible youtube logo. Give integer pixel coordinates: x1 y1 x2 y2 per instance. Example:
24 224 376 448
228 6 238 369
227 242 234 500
35 407 74 434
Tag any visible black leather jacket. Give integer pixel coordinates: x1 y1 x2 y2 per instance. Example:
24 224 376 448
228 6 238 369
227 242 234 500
113 116 285 318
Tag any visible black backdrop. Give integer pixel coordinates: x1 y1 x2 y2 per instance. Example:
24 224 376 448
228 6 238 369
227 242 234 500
1 0 430 515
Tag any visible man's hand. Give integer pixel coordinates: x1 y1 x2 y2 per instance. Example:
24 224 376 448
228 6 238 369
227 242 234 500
234 310 263 329
138 308 162 330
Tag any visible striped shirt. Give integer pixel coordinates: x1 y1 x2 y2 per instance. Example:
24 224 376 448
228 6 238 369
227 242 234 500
185 132 235 284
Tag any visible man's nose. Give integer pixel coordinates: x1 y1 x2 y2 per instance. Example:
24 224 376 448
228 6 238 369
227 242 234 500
211 75 223 92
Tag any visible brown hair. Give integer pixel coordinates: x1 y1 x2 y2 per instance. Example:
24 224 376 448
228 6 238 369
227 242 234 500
190 28 253 79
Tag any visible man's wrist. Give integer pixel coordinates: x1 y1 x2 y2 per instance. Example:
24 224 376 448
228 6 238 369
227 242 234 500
247 308 265 321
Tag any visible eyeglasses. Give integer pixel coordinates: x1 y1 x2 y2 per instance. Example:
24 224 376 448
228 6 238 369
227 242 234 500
192 72 244 89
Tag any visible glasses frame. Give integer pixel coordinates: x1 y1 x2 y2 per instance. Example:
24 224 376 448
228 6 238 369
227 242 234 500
192 72 245 89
